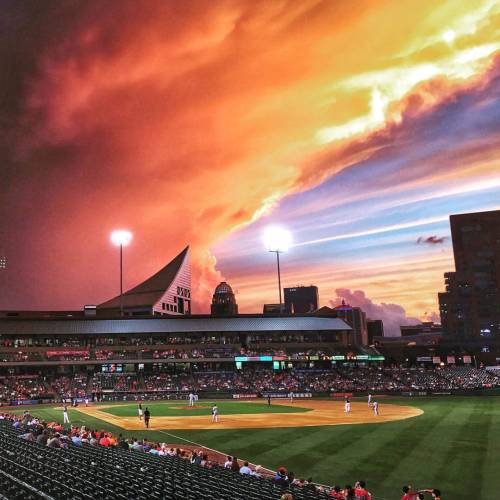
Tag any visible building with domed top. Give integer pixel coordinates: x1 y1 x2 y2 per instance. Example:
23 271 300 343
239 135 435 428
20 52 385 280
211 282 238 316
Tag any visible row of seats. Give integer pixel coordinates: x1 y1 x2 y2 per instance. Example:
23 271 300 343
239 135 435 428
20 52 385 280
0 420 332 500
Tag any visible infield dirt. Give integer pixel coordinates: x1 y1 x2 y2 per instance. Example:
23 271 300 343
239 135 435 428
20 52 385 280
76 399 423 430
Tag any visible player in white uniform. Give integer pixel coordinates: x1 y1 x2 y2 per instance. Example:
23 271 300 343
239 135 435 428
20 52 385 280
63 404 70 424
188 393 195 407
84 397 89 407
367 393 372 406
373 401 379 416
138 403 143 420
344 398 351 414
211 404 219 423
289 392 294 403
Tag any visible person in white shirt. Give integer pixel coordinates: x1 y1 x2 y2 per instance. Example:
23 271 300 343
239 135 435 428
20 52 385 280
252 465 262 478
63 404 70 424
211 404 219 422
84 397 89 407
188 393 195 407
240 462 252 474
367 393 372 406
373 401 379 416
344 398 351 414
224 456 233 468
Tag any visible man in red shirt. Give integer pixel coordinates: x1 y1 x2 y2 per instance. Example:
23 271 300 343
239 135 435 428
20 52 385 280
354 481 371 500
402 485 418 500
99 433 110 446
330 485 345 498
420 488 441 499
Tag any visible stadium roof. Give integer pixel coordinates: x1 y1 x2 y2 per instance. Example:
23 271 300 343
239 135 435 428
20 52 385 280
97 246 189 310
0 316 351 335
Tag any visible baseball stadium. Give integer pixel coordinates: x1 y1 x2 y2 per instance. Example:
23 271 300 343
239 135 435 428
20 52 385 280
1 248 499 500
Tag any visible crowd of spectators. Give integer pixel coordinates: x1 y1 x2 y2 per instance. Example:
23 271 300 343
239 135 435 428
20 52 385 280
143 373 192 392
0 376 48 401
1 366 499 402
0 351 44 362
0 346 335 361
51 374 89 399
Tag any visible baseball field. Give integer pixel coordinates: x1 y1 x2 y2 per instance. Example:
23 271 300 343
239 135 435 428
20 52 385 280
5 396 500 500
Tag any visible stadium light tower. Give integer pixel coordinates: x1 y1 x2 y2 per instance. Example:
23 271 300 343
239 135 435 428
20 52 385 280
110 230 133 317
263 226 292 313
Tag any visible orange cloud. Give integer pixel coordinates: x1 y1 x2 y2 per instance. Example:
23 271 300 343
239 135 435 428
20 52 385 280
0 0 498 311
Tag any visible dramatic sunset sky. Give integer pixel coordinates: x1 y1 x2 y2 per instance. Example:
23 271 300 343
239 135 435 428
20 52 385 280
1 0 499 333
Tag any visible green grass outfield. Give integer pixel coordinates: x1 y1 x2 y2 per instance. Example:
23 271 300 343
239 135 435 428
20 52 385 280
5 396 500 500
101 400 310 417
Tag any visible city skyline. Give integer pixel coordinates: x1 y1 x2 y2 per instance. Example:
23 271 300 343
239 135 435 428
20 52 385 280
1 1 499 333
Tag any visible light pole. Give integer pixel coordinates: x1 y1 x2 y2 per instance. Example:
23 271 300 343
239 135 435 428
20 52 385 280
263 226 292 313
110 230 133 317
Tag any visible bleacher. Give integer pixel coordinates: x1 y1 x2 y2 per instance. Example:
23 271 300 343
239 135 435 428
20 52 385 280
0 420 332 500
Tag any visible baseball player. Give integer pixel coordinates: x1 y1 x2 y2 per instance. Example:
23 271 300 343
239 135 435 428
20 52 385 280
63 404 70 424
344 397 351 414
138 402 143 420
211 403 219 423
373 401 379 416
189 392 195 407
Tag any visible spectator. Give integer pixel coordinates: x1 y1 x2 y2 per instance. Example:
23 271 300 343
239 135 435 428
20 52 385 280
47 433 62 448
252 465 263 478
274 467 288 487
354 481 371 500
343 485 355 500
402 485 418 500
240 461 252 475
230 457 240 472
330 485 345 499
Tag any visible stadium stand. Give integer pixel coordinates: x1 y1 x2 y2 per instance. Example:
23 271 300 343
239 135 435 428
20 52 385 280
1 365 499 403
0 416 342 500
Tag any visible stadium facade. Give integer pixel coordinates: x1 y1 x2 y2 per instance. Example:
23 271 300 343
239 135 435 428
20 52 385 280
98 246 191 316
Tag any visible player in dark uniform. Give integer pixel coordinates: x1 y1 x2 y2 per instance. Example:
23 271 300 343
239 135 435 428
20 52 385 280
144 408 150 428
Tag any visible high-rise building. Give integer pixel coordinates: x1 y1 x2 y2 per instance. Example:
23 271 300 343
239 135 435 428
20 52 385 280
284 286 319 313
439 209 500 338
211 282 238 315
367 319 384 344
98 246 191 316
316 301 368 345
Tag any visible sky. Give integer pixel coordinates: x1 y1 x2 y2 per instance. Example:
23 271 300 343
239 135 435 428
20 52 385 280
0 0 499 334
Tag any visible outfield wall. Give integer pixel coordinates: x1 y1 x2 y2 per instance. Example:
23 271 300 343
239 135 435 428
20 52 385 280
3 387 500 407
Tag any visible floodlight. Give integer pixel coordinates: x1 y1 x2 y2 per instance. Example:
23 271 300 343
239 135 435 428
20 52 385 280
263 226 292 253
110 230 133 247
